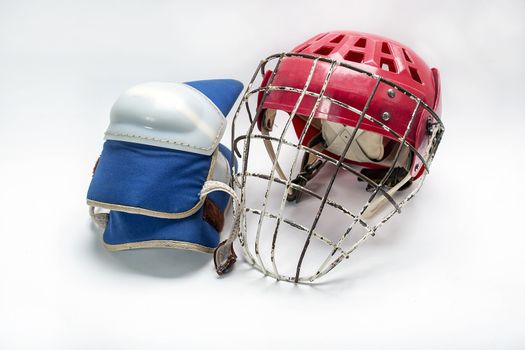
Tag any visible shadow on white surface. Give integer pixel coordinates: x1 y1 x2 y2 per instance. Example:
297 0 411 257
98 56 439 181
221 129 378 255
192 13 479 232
87 222 211 278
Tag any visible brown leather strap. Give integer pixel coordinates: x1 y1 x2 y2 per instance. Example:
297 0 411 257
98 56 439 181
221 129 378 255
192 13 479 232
92 157 100 175
202 198 224 233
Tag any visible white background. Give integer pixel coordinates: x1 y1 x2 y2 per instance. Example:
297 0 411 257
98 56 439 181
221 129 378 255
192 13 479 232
1 0 524 349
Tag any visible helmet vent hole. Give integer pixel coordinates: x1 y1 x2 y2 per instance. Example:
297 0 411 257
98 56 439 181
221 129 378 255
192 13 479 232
330 34 345 43
344 50 365 63
409 66 422 83
355 37 367 48
402 48 413 63
381 42 392 54
314 46 334 55
380 57 397 73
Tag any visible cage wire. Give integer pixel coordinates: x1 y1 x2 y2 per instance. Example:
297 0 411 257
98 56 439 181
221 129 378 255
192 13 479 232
227 53 444 283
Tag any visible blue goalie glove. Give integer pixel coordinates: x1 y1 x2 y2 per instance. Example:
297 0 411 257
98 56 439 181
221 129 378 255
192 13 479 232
87 79 243 253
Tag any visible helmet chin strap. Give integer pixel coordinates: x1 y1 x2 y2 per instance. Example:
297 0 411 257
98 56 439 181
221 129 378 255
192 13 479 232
361 172 412 219
363 122 441 218
260 109 288 181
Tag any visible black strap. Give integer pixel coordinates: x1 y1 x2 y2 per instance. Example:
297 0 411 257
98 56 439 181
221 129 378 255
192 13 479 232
287 133 326 202
358 167 413 192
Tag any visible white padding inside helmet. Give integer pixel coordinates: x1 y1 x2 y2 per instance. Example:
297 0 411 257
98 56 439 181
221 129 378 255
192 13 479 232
321 120 386 163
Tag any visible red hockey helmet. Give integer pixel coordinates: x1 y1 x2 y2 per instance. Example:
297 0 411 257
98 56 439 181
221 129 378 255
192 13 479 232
214 31 444 283
258 30 442 180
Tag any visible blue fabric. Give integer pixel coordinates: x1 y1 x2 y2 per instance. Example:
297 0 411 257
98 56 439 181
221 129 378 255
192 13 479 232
103 190 229 248
87 140 212 213
185 79 243 117
88 140 235 249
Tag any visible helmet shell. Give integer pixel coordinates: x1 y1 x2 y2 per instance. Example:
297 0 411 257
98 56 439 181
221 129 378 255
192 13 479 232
258 31 441 177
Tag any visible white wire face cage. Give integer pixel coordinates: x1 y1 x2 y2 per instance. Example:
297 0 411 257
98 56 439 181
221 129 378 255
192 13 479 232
226 53 444 283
